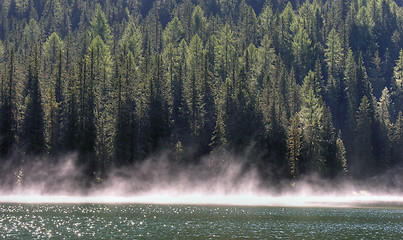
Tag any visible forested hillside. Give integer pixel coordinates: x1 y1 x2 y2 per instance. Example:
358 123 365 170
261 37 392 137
0 0 402 185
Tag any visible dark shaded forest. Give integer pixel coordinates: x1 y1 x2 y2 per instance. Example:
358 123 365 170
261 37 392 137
0 0 402 188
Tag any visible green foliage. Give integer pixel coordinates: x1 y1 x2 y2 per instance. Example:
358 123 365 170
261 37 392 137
354 96 374 178
325 28 343 78
191 6 206 40
394 49 403 90
22 18 41 55
0 0 402 182
300 72 325 173
87 35 114 174
41 0 62 34
90 4 112 46
163 17 184 47
0 48 16 157
215 24 235 81
42 32 64 154
292 22 312 78
288 114 301 178
335 131 347 175
120 21 143 67
22 49 45 155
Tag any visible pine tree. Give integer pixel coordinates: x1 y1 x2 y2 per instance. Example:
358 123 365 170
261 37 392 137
335 130 348 175
343 50 358 135
120 21 143 67
258 4 275 37
78 57 97 182
292 26 312 79
320 107 338 177
147 54 170 151
22 18 41 58
216 24 235 82
191 6 207 41
0 48 16 157
41 0 62 34
392 112 403 166
256 35 276 86
325 28 343 80
21 47 45 155
393 49 403 112
186 34 204 139
163 16 185 48
90 4 112 46
42 32 65 154
239 2 258 47
87 35 114 177
375 87 393 171
369 50 385 97
288 114 302 178
114 46 138 167
210 79 228 149
353 96 374 178
171 63 190 147
299 72 325 174
64 64 79 152
199 52 216 154
278 2 294 65
394 50 403 90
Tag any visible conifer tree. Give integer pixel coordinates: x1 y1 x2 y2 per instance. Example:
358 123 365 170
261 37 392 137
147 55 170 151
191 6 207 41
171 63 190 147
216 24 235 82
256 35 275 86
335 130 348 175
114 45 136 167
120 21 143 67
87 35 114 176
292 26 312 79
42 32 65 154
288 114 302 179
393 49 403 112
278 2 294 65
41 0 62 34
21 47 45 155
0 48 16 157
22 18 41 57
64 64 79 152
163 17 185 47
186 34 204 139
239 3 258 47
375 87 393 171
392 112 403 166
394 50 403 90
353 96 374 178
344 50 358 134
90 4 112 46
199 52 216 154
325 28 343 79
210 79 229 149
299 71 325 174
258 4 275 37
77 57 97 182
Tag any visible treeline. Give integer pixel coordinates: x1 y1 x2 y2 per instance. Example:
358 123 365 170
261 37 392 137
0 0 402 184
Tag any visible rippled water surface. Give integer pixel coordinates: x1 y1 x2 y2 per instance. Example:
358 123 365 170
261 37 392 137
0 203 402 239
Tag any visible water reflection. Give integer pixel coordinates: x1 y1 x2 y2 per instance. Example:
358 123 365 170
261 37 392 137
0 204 401 239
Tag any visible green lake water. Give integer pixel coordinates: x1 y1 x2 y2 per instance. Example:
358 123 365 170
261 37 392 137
0 203 402 239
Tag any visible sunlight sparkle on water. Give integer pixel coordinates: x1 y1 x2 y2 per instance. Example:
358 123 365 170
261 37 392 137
0 193 402 207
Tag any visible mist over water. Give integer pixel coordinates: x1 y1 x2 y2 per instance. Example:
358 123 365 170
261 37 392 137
0 151 402 207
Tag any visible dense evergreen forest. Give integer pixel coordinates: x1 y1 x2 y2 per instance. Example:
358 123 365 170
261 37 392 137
0 0 402 187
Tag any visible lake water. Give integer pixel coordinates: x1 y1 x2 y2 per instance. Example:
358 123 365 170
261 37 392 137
0 203 402 239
